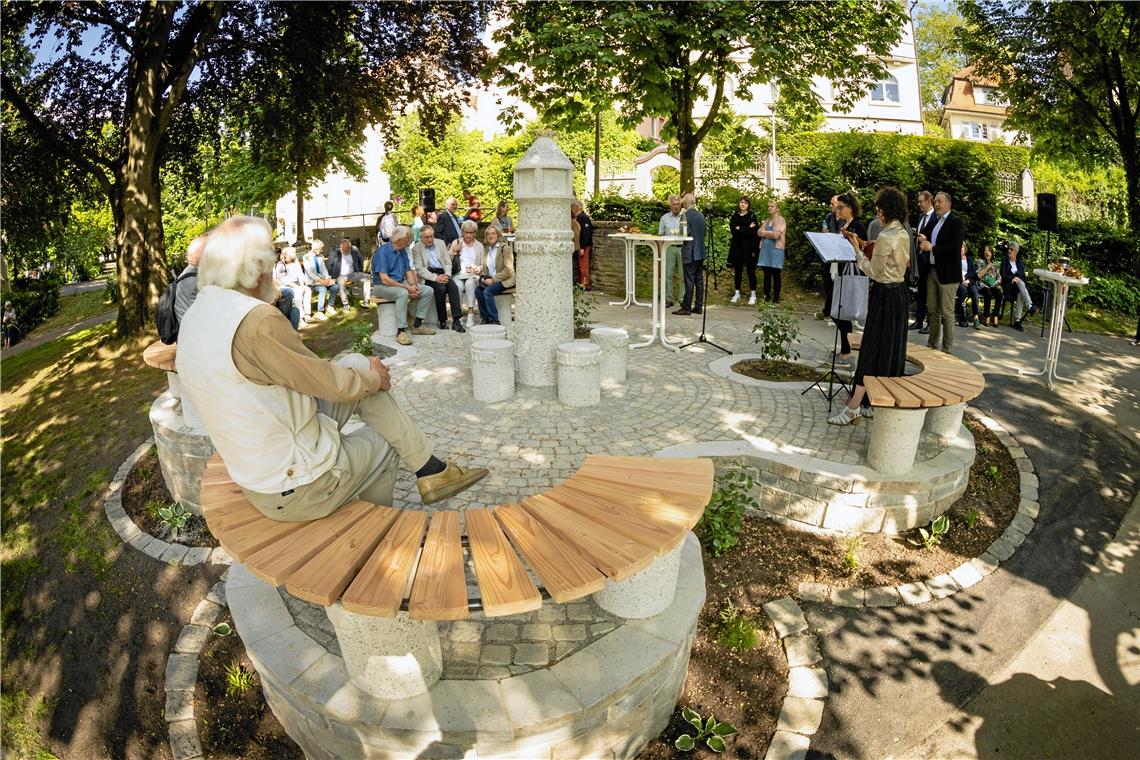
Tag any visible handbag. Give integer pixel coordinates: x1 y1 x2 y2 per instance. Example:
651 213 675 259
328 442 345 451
830 269 869 321
982 273 998 287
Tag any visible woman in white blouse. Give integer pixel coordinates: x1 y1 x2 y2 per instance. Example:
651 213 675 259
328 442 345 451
274 247 312 323
449 220 485 327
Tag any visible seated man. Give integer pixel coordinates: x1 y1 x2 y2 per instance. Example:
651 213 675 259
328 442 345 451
176 216 486 521
410 224 465 333
1000 240 1038 331
173 233 210 321
329 238 372 309
371 226 436 346
302 240 339 319
474 224 515 325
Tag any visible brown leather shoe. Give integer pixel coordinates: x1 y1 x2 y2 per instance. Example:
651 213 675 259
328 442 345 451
396 331 413 346
417 463 489 505
412 325 437 335
673 308 691 316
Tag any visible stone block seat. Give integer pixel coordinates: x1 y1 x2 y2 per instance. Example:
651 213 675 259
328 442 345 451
493 286 516 331
369 295 398 338
200 453 712 620
850 333 985 476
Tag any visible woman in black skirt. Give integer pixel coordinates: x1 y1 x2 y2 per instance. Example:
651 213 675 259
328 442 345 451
728 196 759 305
828 186 911 426
831 192 867 368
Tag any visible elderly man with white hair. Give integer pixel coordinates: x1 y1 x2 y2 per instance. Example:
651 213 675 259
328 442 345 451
371 225 436 345
176 216 487 520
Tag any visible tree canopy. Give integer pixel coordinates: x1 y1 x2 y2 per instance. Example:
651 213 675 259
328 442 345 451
489 0 908 193
913 1 968 132
957 0 1140 236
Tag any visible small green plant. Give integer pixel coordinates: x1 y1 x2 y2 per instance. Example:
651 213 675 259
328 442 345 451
696 462 758 556
212 623 233 636
158 504 190 541
716 600 758 652
145 498 168 520
917 514 951 549
224 659 255 697
842 534 863 571
984 464 1002 483
752 301 800 362
675 706 737 753
349 320 374 354
963 507 979 530
572 283 597 337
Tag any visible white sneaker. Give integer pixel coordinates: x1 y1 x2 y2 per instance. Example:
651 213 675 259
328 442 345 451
748 292 757 305
730 291 741 304
466 312 475 327
314 312 328 321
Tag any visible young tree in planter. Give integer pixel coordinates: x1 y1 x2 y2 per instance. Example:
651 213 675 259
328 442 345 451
489 0 907 193
957 1 1140 246
0 2 489 337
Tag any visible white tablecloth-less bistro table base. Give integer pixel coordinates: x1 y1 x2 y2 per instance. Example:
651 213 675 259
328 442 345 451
1020 269 1090 389
608 233 652 309
613 233 691 352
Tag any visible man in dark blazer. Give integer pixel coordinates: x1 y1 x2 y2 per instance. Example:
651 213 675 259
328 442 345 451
676 192 707 315
434 196 465 249
910 190 936 333
328 238 370 308
917 192 966 353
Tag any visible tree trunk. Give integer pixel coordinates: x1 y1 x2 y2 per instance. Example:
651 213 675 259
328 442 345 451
114 156 167 337
593 110 601 199
295 173 307 245
678 137 697 195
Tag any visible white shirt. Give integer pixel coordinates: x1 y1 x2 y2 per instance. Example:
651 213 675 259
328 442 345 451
486 245 498 279
459 243 477 270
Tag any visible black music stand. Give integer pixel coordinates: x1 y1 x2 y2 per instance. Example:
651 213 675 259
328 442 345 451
800 232 856 412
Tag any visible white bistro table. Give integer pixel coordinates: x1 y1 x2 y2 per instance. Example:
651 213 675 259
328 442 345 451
1020 268 1090 389
607 233 652 309
612 233 691 351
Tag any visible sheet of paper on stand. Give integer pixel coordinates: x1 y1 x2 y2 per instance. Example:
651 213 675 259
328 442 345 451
804 231 858 263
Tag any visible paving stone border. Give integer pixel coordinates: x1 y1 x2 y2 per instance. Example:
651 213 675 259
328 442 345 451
794 409 1040 608
103 437 231 567
164 577 229 760
708 353 835 392
761 597 828 760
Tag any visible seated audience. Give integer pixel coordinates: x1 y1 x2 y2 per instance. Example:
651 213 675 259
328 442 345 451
371 226 435 346
976 244 1003 327
329 238 371 309
411 225 465 333
955 242 980 329
475 225 516 325
2 301 19 349
175 215 487 519
275 246 312 324
174 234 210 321
449 220 484 328
1000 241 1037 331
302 240 339 319
491 201 513 231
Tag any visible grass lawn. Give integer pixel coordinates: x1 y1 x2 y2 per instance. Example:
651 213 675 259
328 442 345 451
26 291 116 338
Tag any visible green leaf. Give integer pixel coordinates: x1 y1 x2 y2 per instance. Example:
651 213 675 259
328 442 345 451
707 735 727 753
681 707 700 725
712 721 737 736
212 622 232 636
159 507 173 519
675 734 696 751
705 715 717 732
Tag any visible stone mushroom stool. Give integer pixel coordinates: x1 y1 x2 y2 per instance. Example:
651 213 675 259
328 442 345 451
468 323 507 341
471 339 515 403
556 341 602 408
493 288 516 332
371 295 398 338
590 326 630 387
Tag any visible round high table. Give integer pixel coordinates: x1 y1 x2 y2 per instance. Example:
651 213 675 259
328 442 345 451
611 233 690 351
1020 269 1090 389
607 233 652 310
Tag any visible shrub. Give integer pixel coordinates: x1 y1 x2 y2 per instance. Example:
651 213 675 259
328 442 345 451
753 301 801 362
572 283 597 337
5 273 63 333
696 462 758 556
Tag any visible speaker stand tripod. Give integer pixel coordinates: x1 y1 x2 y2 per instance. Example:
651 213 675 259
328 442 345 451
677 262 731 354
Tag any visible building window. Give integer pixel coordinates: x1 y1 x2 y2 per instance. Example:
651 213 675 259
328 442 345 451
870 74 899 103
974 87 1008 107
962 122 993 141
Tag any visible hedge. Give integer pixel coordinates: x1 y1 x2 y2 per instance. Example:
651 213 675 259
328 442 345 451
6 274 63 334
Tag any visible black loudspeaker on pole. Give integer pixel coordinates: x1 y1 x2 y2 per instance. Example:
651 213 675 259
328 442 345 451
419 188 436 213
1037 192 1058 232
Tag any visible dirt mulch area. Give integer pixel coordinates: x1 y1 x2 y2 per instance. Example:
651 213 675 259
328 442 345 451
733 358 828 383
122 447 218 548
196 616 303 759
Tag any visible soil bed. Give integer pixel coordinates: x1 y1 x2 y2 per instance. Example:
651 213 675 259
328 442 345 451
122 447 218 547
733 358 828 383
196 615 303 759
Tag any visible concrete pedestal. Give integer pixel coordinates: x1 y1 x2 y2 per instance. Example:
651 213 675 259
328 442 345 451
867 408 927 476
375 299 398 338
556 341 602 408
494 292 515 332
166 372 204 429
593 537 685 618
590 326 630 387
468 324 507 342
924 402 967 441
325 603 442 700
149 391 213 516
471 339 515 403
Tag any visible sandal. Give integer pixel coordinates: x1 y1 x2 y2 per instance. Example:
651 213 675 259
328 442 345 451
827 406 862 426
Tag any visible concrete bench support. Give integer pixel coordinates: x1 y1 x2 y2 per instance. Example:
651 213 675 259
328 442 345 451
924 402 967 441
590 326 630 387
374 299 398 338
556 341 602 408
593 536 685 618
166 372 205 430
471 339 515 403
867 408 927 476
325 603 442 700
468 323 507 342
494 292 515 332
149 391 213 516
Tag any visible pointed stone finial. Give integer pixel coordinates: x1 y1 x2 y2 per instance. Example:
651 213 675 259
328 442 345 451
514 136 574 201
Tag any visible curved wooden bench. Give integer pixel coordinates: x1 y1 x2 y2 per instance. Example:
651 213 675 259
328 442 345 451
849 334 986 475
143 340 178 372
200 453 713 620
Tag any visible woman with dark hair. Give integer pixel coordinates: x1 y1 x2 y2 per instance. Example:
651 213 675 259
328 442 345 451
728 196 759 304
976 244 1003 326
828 187 911 425
831 191 866 368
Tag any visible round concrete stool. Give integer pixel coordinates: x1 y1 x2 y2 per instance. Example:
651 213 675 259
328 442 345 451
589 327 630 387
471 339 515 403
555 341 602 408
468 323 507 341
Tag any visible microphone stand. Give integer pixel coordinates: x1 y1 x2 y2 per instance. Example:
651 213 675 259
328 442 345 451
677 260 731 354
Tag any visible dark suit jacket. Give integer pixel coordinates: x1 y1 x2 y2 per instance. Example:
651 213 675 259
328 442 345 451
961 255 978 284
576 211 594 249
327 247 363 279
921 212 966 285
435 211 464 247
999 257 1029 297
682 208 706 263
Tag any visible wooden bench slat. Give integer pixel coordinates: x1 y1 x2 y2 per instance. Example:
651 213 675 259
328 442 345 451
899 374 967 404
877 377 924 408
143 340 178 372
519 494 656 581
542 484 687 553
219 519 310 563
863 377 898 407
465 508 542 617
582 455 712 477
285 505 401 606
242 501 374 587
916 371 984 395
887 375 950 408
408 511 469 621
571 466 713 498
556 476 707 531
493 503 606 603
341 510 428 617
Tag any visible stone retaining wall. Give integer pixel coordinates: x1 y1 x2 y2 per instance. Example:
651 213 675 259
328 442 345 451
227 533 706 759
